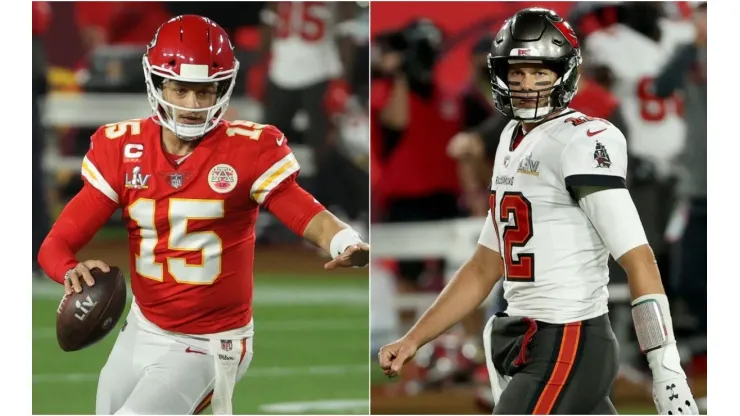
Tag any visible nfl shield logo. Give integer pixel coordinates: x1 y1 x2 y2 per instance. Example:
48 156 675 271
221 340 233 351
169 173 183 189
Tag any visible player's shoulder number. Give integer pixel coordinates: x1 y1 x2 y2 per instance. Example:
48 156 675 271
226 120 268 140
563 115 611 128
563 116 618 144
104 119 142 140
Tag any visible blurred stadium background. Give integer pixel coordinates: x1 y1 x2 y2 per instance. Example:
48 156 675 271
369 1 706 414
32 2 369 414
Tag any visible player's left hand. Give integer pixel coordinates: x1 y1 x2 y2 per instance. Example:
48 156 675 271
652 377 698 415
324 243 369 269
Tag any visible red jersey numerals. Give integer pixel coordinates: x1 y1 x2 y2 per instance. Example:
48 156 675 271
490 191 535 282
275 2 327 42
636 76 685 122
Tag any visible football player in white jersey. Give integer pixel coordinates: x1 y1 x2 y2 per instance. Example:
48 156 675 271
258 1 365 221
583 2 696 270
259 1 358 142
584 3 694 167
378 8 697 415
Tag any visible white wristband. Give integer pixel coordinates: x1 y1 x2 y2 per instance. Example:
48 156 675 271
329 228 363 259
631 293 676 349
632 294 686 381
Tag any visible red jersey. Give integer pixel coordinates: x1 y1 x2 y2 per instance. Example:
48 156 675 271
81 117 305 334
570 79 620 120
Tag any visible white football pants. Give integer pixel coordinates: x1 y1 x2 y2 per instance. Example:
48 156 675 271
95 303 254 415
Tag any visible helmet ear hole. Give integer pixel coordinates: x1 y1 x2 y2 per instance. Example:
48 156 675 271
216 81 230 98
152 75 165 90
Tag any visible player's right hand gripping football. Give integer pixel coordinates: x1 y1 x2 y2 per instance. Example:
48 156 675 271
64 260 110 295
378 337 419 378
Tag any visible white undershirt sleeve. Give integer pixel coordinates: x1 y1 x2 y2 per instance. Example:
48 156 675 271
578 188 649 260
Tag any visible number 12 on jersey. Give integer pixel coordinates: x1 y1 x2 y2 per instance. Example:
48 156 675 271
490 191 535 282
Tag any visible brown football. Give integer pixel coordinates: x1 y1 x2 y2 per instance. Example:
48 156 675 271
56 266 127 352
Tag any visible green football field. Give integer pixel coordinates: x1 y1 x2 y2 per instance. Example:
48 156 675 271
32 274 370 415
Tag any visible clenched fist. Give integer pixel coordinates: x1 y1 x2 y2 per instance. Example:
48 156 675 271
377 337 419 378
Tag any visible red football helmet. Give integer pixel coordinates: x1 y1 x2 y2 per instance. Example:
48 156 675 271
143 15 240 140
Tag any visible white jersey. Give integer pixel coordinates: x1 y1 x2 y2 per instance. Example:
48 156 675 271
269 1 344 88
585 20 695 178
478 110 628 324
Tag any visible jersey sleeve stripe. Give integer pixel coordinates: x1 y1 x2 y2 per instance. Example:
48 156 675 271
250 153 300 204
81 156 119 203
564 174 626 189
81 160 98 182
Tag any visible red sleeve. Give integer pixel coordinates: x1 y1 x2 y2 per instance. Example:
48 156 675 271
83 125 123 204
248 125 300 205
244 123 326 234
38 185 118 284
39 125 122 283
264 180 326 236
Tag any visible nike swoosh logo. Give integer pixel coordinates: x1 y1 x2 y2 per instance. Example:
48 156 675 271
276 135 285 146
185 346 207 355
586 128 607 137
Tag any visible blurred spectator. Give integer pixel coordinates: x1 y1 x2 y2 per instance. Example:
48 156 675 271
446 34 499 217
75 2 171 54
583 2 696 290
259 2 367 222
459 35 498 133
656 3 707 347
349 4 371 105
33 1 52 279
371 19 461 331
372 19 460 222
567 2 621 40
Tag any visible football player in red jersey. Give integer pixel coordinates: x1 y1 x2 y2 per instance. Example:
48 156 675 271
37 15 368 415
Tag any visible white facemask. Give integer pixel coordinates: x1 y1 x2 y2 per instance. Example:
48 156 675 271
143 56 240 141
